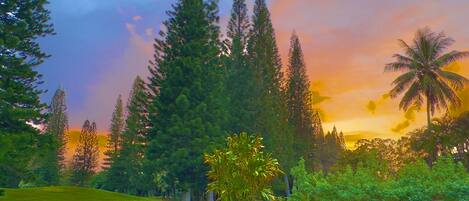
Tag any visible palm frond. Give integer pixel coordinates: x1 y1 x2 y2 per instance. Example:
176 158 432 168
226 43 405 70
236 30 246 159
431 81 448 112
394 54 415 64
385 61 412 72
437 70 469 91
436 79 462 108
414 28 435 62
399 82 423 111
397 39 419 59
389 71 417 96
431 32 454 58
434 51 469 68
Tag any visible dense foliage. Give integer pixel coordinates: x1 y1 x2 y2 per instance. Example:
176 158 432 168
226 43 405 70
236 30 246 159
289 156 469 201
409 112 469 167
0 0 53 187
0 0 53 131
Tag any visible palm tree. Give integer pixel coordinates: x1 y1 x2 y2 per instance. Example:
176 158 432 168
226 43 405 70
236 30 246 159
386 28 469 127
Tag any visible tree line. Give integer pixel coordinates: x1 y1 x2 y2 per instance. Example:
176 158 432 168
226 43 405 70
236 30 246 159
97 0 346 199
0 0 346 198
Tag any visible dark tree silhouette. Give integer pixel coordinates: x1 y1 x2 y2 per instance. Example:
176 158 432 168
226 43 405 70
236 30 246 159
70 120 99 186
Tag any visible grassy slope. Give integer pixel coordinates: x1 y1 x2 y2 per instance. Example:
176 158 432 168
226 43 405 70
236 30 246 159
0 186 162 201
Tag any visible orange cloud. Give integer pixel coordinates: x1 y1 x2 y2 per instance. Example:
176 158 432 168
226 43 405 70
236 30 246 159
132 15 142 21
366 93 390 114
391 106 418 133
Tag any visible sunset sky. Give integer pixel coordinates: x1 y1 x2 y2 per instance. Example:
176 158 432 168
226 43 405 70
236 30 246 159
39 0 469 139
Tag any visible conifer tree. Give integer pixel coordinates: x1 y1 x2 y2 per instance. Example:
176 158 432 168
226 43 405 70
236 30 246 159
106 76 150 195
226 0 250 48
225 0 255 134
34 87 69 185
312 111 325 142
286 32 315 169
47 88 69 167
248 0 294 195
311 111 325 170
320 126 346 172
103 95 125 169
145 0 226 199
70 120 99 186
0 0 54 132
0 0 53 187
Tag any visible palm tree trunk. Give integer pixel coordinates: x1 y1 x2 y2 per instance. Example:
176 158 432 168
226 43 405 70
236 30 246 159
426 95 441 160
426 96 431 128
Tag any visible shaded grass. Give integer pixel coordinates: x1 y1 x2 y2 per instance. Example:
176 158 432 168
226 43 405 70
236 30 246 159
0 186 162 201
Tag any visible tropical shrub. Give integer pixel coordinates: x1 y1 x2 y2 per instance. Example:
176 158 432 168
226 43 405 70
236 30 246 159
288 158 315 201
388 157 469 201
289 156 469 201
204 133 282 201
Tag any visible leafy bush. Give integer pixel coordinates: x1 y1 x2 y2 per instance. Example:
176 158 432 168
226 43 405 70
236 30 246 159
388 157 469 201
0 188 4 196
204 133 283 201
288 158 315 201
289 156 469 201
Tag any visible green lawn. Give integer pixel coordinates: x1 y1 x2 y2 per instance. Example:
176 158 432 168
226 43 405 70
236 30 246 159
0 186 162 201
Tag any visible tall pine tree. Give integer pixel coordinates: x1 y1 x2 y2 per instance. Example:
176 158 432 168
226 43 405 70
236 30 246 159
247 0 295 196
46 87 69 169
285 32 315 169
145 0 226 199
70 120 99 186
105 76 150 195
103 95 125 169
226 0 250 49
34 87 69 185
225 0 256 134
0 0 54 187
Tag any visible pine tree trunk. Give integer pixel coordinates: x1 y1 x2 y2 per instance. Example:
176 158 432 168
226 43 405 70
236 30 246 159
284 174 290 197
207 191 214 201
182 189 191 201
